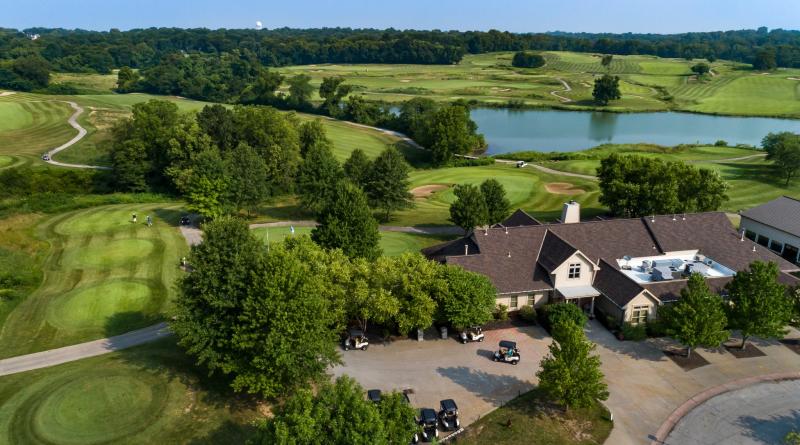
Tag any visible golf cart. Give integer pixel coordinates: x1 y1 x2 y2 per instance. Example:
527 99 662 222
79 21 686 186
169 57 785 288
493 340 521 365
179 215 191 226
515 160 527 168
41 153 50 161
438 399 460 431
459 326 484 344
343 329 369 351
418 408 439 442
367 389 382 403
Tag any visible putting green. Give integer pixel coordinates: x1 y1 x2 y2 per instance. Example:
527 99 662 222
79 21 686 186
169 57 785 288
54 208 150 236
46 281 156 331
27 372 166 444
66 238 155 268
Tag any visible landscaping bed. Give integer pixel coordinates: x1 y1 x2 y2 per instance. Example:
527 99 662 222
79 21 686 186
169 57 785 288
662 348 710 371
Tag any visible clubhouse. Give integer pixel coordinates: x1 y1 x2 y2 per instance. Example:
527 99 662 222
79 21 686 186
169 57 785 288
423 202 800 326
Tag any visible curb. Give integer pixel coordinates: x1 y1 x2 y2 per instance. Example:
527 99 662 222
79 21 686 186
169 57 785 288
651 371 800 444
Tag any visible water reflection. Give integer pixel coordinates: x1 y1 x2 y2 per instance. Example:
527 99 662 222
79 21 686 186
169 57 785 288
588 112 618 142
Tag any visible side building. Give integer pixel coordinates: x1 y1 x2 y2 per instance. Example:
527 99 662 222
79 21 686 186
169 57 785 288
423 203 800 326
739 196 800 266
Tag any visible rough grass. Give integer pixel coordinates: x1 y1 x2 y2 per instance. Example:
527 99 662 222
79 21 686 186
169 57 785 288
0 203 188 358
0 338 258 445
453 388 612 445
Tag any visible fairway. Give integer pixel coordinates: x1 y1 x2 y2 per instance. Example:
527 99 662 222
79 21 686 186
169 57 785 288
0 93 77 168
251 226 456 256
0 203 188 358
0 339 257 445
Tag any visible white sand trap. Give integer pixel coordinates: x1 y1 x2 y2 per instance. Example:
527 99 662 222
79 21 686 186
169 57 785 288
0 91 16 97
787 77 800 81
411 184 449 198
545 182 586 195
400 79 411 83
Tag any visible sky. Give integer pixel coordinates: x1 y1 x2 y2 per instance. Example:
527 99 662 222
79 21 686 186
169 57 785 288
3 0 800 34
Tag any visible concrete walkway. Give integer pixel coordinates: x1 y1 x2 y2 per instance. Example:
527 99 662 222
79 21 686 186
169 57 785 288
43 101 111 170
0 323 171 376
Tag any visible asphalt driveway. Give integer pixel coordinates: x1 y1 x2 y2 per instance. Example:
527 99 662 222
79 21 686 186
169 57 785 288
332 325 552 426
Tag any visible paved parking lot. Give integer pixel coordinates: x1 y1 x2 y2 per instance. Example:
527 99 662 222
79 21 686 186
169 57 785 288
333 325 552 426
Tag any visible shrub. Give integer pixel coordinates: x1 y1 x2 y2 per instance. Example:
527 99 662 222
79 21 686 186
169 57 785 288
645 319 668 337
620 323 647 341
449 156 495 167
493 304 509 321
714 140 728 147
540 303 588 333
518 305 537 323
511 51 546 68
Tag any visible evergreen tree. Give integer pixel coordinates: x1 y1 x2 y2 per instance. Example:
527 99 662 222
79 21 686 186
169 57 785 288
537 322 609 409
449 184 488 233
343 148 372 187
480 179 511 225
662 273 729 357
296 142 344 213
726 261 793 349
364 147 414 221
312 180 382 260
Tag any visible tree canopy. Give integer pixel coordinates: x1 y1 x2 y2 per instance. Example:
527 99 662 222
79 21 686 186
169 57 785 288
661 273 729 357
725 261 793 349
364 147 414 221
480 179 511 225
449 183 489 233
511 51 545 68
592 74 621 106
312 180 382 260
762 132 800 185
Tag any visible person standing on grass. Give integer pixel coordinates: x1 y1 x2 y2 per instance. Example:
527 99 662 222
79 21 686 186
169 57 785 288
146 215 152 227
132 212 137 224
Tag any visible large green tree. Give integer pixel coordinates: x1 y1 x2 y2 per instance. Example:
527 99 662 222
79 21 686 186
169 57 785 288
296 142 344 213
364 147 414 221
537 322 609 409
116 66 140 92
435 265 496 329
662 273 729 357
312 180 382 260
197 104 237 152
298 119 330 158
287 73 314 108
255 376 416 445
449 183 488 233
224 142 270 215
753 48 777 70
319 76 352 116
421 104 485 165
691 62 711 76
172 218 342 398
511 51 546 68
762 132 800 185
343 148 372 187
480 179 511 225
726 261 793 349
381 253 440 335
592 74 621 105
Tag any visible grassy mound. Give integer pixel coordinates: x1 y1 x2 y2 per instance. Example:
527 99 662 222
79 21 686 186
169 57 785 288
0 339 257 444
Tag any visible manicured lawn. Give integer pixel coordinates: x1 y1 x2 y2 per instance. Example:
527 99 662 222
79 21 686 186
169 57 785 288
0 93 76 168
0 203 188 358
453 389 612 445
251 226 456 256
0 338 258 445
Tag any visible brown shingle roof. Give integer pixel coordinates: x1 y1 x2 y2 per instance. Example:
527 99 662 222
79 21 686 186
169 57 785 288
593 259 645 307
550 218 661 263
537 231 578 273
499 209 541 227
741 196 800 238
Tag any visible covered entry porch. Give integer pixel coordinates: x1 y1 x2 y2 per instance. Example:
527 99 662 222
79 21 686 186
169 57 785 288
554 285 601 318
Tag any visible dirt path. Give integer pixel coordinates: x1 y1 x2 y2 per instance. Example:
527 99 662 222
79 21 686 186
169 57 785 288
687 153 767 163
493 158 598 180
43 101 111 170
549 78 573 102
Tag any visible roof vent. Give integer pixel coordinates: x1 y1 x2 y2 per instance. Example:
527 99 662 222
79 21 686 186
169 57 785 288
507 251 511 258
752 245 757 252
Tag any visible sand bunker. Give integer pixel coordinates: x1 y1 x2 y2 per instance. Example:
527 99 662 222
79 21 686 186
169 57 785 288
400 79 411 83
545 182 586 195
411 184 448 198
788 77 800 81
0 91 16 97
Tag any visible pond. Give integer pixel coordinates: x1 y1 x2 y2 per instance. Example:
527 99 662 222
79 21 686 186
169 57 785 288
471 108 800 154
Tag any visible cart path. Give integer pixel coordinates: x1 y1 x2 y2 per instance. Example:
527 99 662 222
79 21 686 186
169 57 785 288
43 100 111 170
0 323 171 376
549 77 573 102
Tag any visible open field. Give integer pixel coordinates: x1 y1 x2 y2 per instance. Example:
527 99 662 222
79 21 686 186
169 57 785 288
251 226 456 256
278 51 800 118
453 388 612 445
0 203 187 358
0 338 257 445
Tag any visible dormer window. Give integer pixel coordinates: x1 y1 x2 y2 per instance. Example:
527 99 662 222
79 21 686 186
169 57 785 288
568 263 581 279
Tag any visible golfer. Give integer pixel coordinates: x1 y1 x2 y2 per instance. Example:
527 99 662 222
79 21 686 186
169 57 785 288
131 212 137 224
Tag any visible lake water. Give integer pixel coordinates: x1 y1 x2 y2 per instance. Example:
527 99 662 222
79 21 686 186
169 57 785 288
471 108 800 154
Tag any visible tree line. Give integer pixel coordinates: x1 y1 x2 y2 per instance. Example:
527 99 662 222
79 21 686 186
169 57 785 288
5 26 800 73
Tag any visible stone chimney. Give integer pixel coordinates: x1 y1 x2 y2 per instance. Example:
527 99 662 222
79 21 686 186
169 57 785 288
561 200 580 224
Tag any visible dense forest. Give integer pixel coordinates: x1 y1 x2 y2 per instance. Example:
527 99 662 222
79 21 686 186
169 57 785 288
2 26 800 75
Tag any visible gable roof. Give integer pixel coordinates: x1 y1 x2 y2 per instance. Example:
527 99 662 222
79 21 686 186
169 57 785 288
593 259 645 307
741 196 800 238
500 209 541 227
537 231 579 273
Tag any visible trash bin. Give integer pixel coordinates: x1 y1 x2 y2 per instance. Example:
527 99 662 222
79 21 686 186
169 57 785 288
417 328 424 342
440 326 448 339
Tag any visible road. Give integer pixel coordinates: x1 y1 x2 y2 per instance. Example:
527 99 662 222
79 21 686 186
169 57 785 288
42 101 111 170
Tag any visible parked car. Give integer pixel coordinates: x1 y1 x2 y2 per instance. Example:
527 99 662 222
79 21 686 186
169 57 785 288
438 399 460 431
459 326 484 344
493 340 520 365
343 329 369 351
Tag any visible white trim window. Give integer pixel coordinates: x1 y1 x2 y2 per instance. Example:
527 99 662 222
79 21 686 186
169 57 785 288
510 296 518 309
630 305 649 325
568 263 581 279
